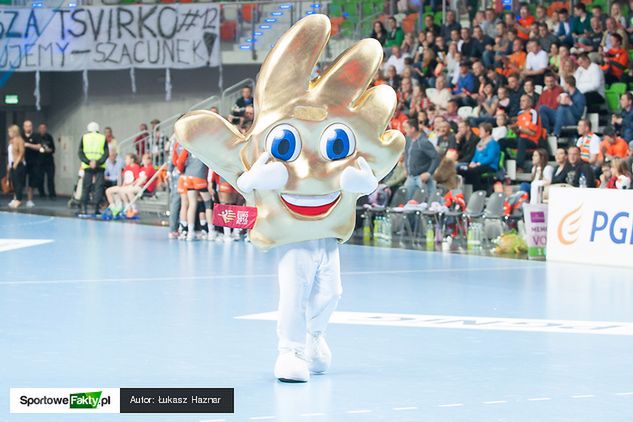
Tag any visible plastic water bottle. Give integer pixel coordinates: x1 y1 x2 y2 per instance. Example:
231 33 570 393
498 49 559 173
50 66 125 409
362 213 372 242
374 215 383 241
467 225 475 250
579 173 587 188
426 225 434 249
383 214 392 243
473 222 482 247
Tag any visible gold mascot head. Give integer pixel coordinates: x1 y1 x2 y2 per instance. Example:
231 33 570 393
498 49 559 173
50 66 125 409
175 14 405 250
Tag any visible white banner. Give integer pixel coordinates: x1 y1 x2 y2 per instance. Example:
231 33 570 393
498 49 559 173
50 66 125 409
547 187 633 267
0 4 220 71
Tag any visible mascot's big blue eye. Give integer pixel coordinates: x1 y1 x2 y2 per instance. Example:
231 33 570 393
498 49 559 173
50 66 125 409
266 124 301 161
320 123 356 161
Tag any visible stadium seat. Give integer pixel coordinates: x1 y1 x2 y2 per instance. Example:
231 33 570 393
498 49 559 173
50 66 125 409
220 20 237 42
605 83 626 112
457 106 473 120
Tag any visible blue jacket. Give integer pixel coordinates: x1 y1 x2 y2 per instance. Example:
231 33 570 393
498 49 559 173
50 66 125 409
453 72 475 95
569 88 586 121
471 140 500 171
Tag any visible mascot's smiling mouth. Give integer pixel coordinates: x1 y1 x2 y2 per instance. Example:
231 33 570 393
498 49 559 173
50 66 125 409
280 192 341 217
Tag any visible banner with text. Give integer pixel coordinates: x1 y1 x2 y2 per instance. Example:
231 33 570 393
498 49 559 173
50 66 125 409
547 187 633 268
0 4 220 71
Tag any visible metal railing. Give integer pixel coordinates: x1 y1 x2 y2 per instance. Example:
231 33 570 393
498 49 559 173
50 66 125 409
221 77 255 116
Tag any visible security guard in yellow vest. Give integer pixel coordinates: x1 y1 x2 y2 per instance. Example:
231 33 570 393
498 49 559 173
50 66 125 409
78 122 109 215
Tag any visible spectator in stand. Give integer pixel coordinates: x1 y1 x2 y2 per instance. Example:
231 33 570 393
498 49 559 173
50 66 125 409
522 79 539 108
573 53 605 111
229 85 253 123
21 120 40 207
384 17 404 51
498 39 526 78
538 23 559 53
556 8 573 47
384 65 401 90
603 158 632 189
600 126 630 163
576 118 601 168
401 32 417 56
35 123 55 198
522 38 548 85
602 18 629 51
483 8 498 39
573 16 603 58
601 33 629 84
540 75 585 139
386 45 407 75
7 125 25 209
521 148 554 197
564 146 596 187
492 111 510 140
240 105 254 134
501 95 543 172
457 122 500 191
516 3 535 41
460 27 483 59
571 3 592 39
413 48 438 88
551 147 570 184
536 73 564 111
591 5 606 27
471 81 498 126
104 150 124 189
506 74 524 117
452 62 476 106
424 14 440 36
104 127 118 154
610 2 626 28
612 92 633 142
428 75 452 109
454 119 480 164
402 118 439 199
441 10 461 40
444 99 460 126
78 122 108 215
370 20 387 46
435 120 456 155
134 123 149 156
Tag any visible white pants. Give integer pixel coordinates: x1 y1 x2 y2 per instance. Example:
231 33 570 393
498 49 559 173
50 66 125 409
275 238 342 353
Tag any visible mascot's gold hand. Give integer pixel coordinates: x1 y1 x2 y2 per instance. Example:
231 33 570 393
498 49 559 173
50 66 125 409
175 14 405 249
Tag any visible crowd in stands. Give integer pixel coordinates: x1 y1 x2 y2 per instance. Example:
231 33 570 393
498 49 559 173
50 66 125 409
370 2 633 202
6 120 56 209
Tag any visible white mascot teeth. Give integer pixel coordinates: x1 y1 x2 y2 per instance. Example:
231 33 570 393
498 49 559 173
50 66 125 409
280 192 341 207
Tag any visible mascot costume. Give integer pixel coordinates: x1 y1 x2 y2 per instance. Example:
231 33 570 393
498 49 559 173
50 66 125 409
175 14 404 382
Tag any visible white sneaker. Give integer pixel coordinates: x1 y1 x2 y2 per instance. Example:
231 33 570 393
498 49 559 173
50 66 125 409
306 333 332 374
274 351 310 383
223 234 233 243
206 231 217 241
186 231 196 241
231 230 241 241
26 200 35 208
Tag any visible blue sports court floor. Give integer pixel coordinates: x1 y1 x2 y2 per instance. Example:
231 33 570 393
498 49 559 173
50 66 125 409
2 212 633 421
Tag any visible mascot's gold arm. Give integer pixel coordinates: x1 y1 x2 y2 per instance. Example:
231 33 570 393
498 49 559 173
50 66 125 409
175 14 404 382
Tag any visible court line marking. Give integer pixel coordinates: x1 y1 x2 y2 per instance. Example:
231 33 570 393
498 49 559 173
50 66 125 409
0 239 53 253
393 406 418 410
199 419 225 422
250 417 275 420
299 412 326 417
0 265 539 286
527 397 551 401
237 311 633 336
438 403 464 407
483 400 508 404
571 395 595 399
615 392 633 396
345 409 372 414
0 214 55 227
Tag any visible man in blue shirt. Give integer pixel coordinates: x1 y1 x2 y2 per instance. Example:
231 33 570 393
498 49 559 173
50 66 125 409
539 75 585 138
612 92 633 142
453 62 476 107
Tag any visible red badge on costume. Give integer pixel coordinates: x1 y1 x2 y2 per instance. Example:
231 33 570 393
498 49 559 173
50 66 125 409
212 204 258 229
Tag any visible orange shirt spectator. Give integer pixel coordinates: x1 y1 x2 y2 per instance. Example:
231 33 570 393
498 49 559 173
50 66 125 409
600 127 629 162
517 108 542 144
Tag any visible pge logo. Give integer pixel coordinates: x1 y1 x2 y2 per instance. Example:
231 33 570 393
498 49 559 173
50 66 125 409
557 203 582 245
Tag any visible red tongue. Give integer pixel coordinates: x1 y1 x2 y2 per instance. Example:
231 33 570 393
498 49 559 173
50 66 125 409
281 196 339 216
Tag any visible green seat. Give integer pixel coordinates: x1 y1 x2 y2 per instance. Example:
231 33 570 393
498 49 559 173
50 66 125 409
605 82 627 112
434 11 443 25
